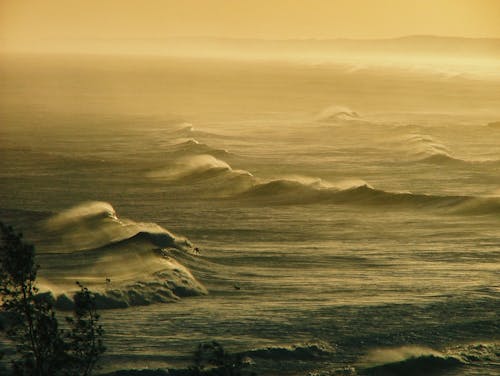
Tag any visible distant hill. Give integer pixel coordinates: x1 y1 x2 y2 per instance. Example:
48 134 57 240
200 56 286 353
2 35 500 60
155 35 500 58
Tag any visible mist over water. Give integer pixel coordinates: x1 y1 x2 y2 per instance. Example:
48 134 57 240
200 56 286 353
0 49 499 375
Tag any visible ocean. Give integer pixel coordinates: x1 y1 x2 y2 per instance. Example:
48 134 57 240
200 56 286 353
0 53 499 375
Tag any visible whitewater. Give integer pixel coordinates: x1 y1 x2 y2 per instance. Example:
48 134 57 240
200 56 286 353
0 53 499 375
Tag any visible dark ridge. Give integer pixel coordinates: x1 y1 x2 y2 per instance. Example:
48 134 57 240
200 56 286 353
360 354 463 376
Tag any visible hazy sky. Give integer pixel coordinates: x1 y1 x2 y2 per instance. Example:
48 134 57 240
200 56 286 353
1 0 500 50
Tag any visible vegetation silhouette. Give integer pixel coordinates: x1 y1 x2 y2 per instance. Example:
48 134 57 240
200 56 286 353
0 222 105 376
190 341 255 376
1 222 252 376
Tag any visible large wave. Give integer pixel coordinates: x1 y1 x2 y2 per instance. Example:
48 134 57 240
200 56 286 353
398 133 500 165
148 152 500 216
41 201 193 253
358 343 499 375
316 105 362 123
35 202 207 309
148 154 255 195
239 179 500 215
398 133 459 164
169 122 232 140
359 346 463 376
168 138 232 158
244 342 335 361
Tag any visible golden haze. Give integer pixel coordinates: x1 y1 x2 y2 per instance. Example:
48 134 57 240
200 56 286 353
1 0 500 53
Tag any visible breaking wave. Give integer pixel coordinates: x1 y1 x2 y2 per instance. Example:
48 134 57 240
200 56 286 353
42 201 193 252
148 153 500 216
244 342 335 361
399 133 456 163
359 346 463 376
36 202 207 309
359 343 499 375
148 154 255 195
316 105 363 123
416 153 465 164
239 179 500 215
449 342 499 366
169 122 230 139
394 133 500 165
168 138 232 158
238 178 335 204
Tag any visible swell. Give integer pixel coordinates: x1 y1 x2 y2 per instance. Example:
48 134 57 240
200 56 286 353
32 202 207 309
168 122 234 140
316 105 365 124
243 342 335 361
40 201 194 253
360 351 463 376
147 154 255 195
168 138 233 159
358 343 500 376
414 152 500 166
148 149 500 216
239 181 500 216
398 133 500 165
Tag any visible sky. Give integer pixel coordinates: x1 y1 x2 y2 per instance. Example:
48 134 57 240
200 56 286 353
1 0 500 52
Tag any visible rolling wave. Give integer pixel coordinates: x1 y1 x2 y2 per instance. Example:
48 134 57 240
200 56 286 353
169 138 232 158
241 181 500 215
169 122 231 139
399 133 456 163
359 346 463 376
41 201 193 253
243 342 335 361
316 105 362 123
149 153 500 216
358 343 499 375
35 202 207 309
396 133 500 165
148 154 255 195
415 153 465 165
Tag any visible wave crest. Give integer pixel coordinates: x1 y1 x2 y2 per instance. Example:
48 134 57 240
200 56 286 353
169 138 232 158
245 342 335 361
400 133 456 163
36 202 206 309
42 201 192 253
148 155 255 195
360 346 463 376
317 105 361 122
148 152 500 216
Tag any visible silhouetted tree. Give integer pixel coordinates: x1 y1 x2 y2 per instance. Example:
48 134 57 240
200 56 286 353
191 341 254 376
0 222 105 376
0 222 64 375
65 282 105 376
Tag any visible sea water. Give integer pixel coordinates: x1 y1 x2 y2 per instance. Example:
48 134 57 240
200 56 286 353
0 54 499 375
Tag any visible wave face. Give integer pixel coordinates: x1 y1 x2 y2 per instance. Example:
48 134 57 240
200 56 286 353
169 122 230 139
168 138 232 158
35 202 207 309
41 201 193 252
244 342 335 361
239 179 500 215
360 351 463 376
399 133 457 162
357 343 500 376
316 105 362 123
148 154 255 195
396 133 500 166
147 150 500 216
